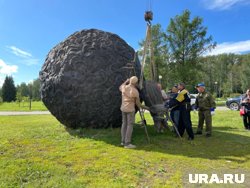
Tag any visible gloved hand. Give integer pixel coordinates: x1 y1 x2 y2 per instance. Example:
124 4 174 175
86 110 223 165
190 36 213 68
210 107 215 115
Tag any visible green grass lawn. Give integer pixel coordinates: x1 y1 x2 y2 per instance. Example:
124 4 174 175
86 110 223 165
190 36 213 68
0 101 47 111
0 111 249 187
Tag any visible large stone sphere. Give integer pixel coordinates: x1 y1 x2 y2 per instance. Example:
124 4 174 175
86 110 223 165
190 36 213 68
39 29 140 128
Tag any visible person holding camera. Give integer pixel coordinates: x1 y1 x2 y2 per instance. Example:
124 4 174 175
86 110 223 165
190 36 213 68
195 83 216 137
119 76 149 149
240 89 250 130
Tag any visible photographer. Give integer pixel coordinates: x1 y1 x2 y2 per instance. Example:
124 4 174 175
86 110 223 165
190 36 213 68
240 89 250 130
119 76 149 149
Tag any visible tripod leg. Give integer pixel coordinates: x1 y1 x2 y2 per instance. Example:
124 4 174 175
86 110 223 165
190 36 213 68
172 122 182 139
143 121 150 144
139 110 150 144
166 110 182 139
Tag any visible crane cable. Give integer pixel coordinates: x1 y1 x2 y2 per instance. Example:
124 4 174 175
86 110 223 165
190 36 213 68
146 0 152 11
139 12 156 89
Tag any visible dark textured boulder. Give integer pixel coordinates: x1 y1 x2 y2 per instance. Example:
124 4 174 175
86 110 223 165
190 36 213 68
39 29 140 128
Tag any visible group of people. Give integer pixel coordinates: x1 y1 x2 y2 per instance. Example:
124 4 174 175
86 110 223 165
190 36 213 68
119 76 216 149
167 82 216 139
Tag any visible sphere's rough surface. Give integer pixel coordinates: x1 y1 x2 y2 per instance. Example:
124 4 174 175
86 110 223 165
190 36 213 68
40 29 140 128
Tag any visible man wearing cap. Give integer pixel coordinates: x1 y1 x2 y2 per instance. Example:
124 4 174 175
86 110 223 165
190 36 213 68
168 83 194 140
119 76 149 149
195 83 216 137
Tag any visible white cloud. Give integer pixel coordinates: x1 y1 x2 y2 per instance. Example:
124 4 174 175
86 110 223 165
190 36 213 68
0 59 18 74
7 46 32 58
20 58 40 66
6 46 40 66
206 40 250 55
0 59 18 87
203 0 250 10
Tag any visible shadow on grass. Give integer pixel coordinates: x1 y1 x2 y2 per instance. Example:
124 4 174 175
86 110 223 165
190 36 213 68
65 122 250 162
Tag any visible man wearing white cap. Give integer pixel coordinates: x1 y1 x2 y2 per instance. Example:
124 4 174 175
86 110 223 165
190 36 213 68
195 83 216 137
119 76 149 149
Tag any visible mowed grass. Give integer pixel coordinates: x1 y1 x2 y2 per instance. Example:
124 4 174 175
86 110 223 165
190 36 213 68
0 111 249 187
0 101 47 111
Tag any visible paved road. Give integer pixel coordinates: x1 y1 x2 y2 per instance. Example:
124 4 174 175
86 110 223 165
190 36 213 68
0 107 229 116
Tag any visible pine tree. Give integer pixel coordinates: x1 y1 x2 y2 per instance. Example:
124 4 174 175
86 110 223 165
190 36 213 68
2 76 16 102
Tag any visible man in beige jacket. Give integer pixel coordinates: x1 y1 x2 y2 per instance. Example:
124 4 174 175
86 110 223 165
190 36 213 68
119 76 149 149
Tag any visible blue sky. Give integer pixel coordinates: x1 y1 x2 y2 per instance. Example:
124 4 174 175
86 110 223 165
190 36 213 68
1 0 250 86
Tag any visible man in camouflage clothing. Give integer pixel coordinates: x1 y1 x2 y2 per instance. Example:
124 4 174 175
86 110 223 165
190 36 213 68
195 83 216 137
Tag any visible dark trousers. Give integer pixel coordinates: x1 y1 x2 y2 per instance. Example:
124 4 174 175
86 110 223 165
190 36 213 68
170 110 180 128
243 113 250 129
178 110 194 139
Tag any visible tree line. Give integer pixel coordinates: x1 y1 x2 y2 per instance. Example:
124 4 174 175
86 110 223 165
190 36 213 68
0 76 41 102
139 10 250 96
